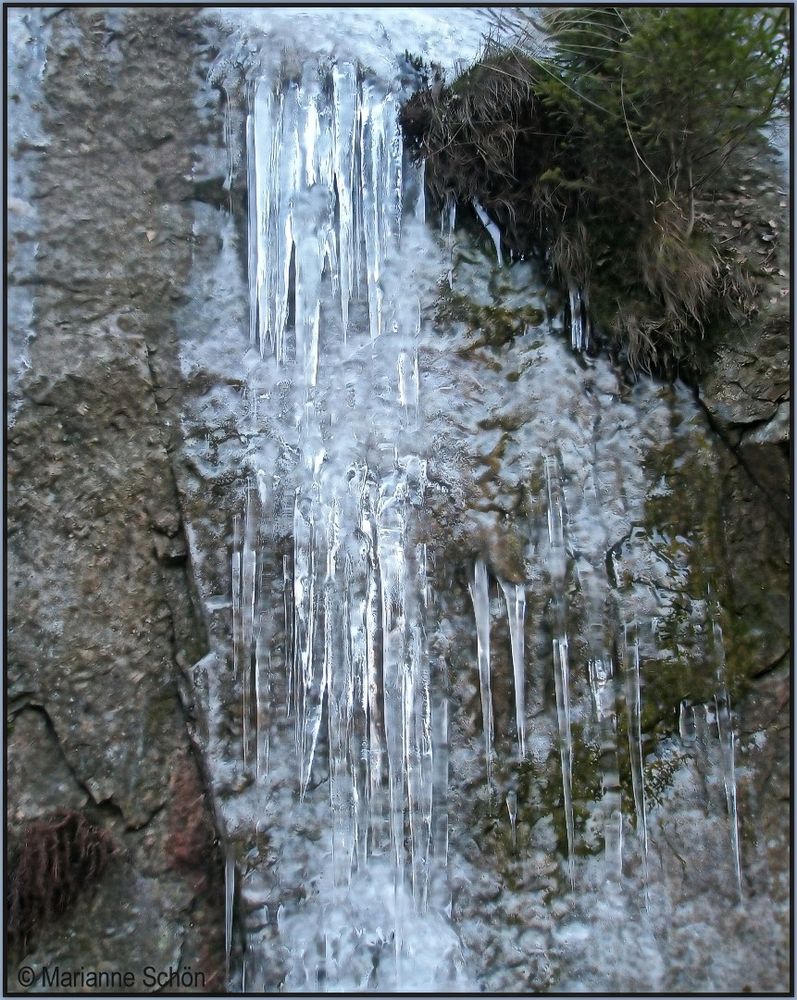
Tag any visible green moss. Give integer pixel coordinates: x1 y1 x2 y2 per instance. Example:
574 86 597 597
636 425 764 734
643 752 688 808
435 288 544 349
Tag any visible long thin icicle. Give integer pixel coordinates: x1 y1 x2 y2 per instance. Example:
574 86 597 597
468 560 494 788
545 454 575 888
568 281 591 353
471 198 504 267
225 848 235 984
499 579 526 759
623 623 649 885
588 653 623 881
553 635 575 889
711 615 743 902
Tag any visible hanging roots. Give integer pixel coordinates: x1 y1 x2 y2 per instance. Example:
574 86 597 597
8 811 116 952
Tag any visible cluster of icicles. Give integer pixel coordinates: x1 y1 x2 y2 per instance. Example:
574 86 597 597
222 56 742 988
246 59 408 380
467 453 742 898
225 61 444 987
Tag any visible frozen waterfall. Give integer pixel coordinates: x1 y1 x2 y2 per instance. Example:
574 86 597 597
193 18 751 993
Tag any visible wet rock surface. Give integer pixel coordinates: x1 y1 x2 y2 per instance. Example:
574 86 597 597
699 159 790 429
698 158 791 550
422 235 790 992
7 7 224 991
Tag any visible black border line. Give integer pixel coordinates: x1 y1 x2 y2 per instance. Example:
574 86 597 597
2 3 794 998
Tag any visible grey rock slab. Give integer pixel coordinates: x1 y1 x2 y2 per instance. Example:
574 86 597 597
6 6 225 988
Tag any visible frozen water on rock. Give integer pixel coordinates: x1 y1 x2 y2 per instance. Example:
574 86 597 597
212 7 525 81
168 8 777 992
7 10 52 425
203 35 479 991
5 1 780 991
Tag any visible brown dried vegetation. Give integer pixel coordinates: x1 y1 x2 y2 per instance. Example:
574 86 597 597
8 811 116 952
400 9 786 377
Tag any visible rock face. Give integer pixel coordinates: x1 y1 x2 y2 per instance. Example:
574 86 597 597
697 159 790 778
408 234 791 992
7 8 224 991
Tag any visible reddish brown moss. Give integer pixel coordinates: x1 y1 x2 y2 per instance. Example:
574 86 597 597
166 752 226 993
166 752 216 891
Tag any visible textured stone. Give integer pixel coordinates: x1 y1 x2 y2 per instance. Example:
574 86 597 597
7 7 224 990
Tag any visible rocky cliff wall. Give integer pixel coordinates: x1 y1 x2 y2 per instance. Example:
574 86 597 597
7 8 225 991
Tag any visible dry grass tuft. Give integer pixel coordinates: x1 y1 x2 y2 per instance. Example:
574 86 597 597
637 206 717 328
8 811 116 952
399 18 777 377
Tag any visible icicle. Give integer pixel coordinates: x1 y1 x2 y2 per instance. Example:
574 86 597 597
711 615 743 902
471 198 503 267
232 512 242 671
246 109 258 346
293 482 325 797
715 684 743 902
360 83 386 343
361 505 385 854
274 85 299 366
414 159 426 224
241 486 258 769
499 579 526 759
553 635 575 889
468 560 494 788
441 195 456 287
568 281 590 353
255 631 266 780
283 552 293 714
343 507 371 870
225 848 235 983
325 581 344 885
412 342 421 429
376 503 407 887
623 624 649 886
588 654 623 881
678 698 696 745
506 789 518 852
430 659 450 916
544 454 565 549
332 62 358 338
397 349 408 408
